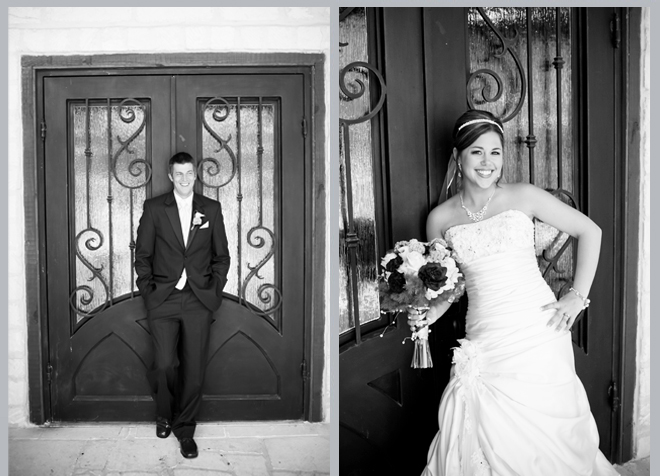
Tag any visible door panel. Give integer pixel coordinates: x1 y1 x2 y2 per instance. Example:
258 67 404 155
176 74 305 419
575 7 620 456
45 76 171 420
44 73 305 421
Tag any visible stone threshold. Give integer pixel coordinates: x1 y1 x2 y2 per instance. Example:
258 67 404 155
11 421 329 440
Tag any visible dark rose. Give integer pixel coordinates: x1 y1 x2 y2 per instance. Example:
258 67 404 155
385 255 403 272
418 263 447 291
387 271 406 294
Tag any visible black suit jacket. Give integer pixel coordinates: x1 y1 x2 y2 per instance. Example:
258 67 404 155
134 192 231 311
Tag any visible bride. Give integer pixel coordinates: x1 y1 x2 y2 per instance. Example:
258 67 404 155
417 110 620 475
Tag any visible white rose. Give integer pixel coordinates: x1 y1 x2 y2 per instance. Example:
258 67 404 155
399 250 426 275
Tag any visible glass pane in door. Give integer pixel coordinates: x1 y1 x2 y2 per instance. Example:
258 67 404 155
198 98 280 323
339 7 381 334
70 99 151 325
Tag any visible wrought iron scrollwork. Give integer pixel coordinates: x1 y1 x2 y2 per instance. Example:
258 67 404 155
199 96 281 323
468 68 505 104
199 97 237 189
339 61 387 125
241 227 283 317
239 98 281 323
70 228 110 318
467 8 527 123
112 99 151 189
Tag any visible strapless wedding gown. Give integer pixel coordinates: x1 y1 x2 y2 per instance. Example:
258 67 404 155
421 210 619 476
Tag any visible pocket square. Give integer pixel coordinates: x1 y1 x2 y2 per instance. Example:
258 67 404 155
200 222 209 229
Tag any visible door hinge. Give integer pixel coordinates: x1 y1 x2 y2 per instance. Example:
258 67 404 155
301 360 310 381
302 117 308 138
40 121 47 141
610 12 621 49
608 380 620 412
46 363 53 384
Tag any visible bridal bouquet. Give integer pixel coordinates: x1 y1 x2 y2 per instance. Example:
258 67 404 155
379 238 465 368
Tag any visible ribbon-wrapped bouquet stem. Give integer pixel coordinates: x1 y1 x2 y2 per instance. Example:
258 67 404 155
379 238 465 368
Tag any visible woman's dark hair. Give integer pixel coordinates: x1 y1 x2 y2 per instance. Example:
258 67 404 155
452 109 504 154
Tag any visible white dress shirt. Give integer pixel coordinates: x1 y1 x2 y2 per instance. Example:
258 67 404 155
173 192 193 289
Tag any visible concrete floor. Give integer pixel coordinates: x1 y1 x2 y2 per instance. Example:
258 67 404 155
616 457 651 476
9 422 329 476
8 421 648 476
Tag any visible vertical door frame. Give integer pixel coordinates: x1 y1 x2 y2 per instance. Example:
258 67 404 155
619 7 643 463
22 52 326 424
578 7 642 462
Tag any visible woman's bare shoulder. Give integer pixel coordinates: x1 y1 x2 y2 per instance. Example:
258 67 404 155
427 196 459 239
500 181 537 196
496 182 541 215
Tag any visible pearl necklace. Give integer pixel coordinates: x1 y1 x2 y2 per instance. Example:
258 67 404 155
460 189 496 222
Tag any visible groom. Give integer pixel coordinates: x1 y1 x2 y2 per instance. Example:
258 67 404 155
135 152 230 458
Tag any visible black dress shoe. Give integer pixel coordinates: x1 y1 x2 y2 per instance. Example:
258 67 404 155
156 417 171 439
178 437 198 458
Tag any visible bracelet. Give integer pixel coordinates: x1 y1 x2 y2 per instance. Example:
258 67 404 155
569 287 591 309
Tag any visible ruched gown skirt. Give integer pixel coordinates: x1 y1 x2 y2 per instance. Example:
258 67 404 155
421 247 619 476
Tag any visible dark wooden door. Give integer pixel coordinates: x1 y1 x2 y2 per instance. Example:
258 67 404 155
340 7 625 474
44 72 305 421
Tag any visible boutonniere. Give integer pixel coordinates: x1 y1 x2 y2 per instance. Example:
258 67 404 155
191 211 205 230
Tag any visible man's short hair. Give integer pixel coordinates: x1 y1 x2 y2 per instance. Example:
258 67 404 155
168 152 196 174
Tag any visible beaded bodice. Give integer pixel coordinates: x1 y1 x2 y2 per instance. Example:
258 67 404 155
444 209 534 266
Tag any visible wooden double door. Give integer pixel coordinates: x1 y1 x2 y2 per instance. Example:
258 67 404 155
340 7 632 474
43 72 306 421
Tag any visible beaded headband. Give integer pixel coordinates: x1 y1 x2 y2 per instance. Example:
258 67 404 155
457 118 503 134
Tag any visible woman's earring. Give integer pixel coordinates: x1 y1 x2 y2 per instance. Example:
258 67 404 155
458 165 462 178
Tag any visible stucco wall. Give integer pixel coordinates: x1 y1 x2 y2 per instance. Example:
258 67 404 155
8 7 330 426
633 6 650 460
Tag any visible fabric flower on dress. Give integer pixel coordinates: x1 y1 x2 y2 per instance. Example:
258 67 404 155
452 339 482 387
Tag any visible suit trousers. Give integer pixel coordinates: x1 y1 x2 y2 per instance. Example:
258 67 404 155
147 284 212 439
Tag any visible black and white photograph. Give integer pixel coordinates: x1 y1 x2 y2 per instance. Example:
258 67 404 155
8 7 330 475
6 5 653 476
339 7 650 476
